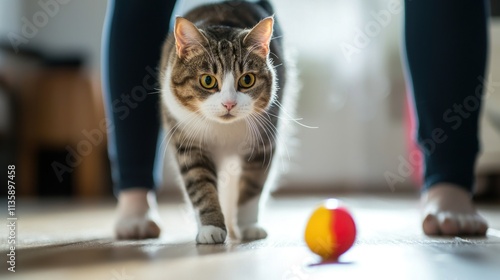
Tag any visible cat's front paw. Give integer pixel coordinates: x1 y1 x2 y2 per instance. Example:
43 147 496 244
196 225 227 244
240 224 267 241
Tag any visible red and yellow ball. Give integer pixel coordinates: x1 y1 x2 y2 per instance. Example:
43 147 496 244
304 199 356 260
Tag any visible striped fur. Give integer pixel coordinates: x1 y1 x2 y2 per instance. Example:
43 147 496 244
160 1 286 243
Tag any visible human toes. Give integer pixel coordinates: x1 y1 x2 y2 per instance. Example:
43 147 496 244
422 213 440 235
434 212 488 236
115 216 161 240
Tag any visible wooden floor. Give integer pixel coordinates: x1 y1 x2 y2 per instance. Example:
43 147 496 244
1 192 500 280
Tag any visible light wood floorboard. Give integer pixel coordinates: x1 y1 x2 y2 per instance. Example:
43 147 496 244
1 193 499 280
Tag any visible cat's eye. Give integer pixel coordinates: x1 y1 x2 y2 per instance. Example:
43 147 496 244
200 74 217 89
239 73 256 89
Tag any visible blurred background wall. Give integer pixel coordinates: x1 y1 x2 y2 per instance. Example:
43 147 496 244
1 0 499 197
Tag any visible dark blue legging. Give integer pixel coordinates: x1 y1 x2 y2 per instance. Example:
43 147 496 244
405 0 488 190
102 0 175 193
102 0 489 193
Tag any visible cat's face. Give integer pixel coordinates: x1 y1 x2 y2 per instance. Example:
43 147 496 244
167 17 276 124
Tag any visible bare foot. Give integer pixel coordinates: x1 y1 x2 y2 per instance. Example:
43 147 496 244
421 183 488 236
115 189 162 239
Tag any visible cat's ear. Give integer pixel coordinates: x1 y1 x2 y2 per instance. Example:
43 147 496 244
174 17 208 59
243 17 274 58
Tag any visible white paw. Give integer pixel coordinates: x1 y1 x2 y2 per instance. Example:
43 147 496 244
115 216 161 240
240 224 267 241
196 225 227 244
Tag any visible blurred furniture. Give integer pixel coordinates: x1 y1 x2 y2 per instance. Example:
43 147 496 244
0 74 17 194
1 44 111 197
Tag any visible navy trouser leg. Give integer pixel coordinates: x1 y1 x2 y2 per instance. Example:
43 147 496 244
102 0 176 193
404 0 489 191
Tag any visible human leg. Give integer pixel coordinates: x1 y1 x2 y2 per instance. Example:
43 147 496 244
102 0 176 239
404 0 489 236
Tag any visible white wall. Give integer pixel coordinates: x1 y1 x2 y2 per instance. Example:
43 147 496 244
1 0 107 71
25 0 107 70
0 0 21 35
2 0 498 191
0 0 410 191
270 0 407 190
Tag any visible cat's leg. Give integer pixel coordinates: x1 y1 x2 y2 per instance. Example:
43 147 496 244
238 195 267 240
176 146 227 244
237 150 274 241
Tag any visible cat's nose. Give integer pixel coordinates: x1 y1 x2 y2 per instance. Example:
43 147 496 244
222 101 237 111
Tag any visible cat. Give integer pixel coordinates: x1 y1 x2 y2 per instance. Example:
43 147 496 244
160 0 292 244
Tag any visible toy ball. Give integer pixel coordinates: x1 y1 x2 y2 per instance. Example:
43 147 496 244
304 199 356 261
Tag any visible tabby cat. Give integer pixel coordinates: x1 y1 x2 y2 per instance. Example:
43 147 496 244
160 0 291 244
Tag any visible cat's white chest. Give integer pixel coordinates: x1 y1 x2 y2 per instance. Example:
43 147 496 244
197 120 249 155
181 118 248 156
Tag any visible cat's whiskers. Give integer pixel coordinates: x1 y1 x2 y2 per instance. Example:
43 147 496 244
242 119 253 159
271 63 283 70
247 114 267 166
174 112 202 150
247 115 260 161
270 35 283 41
261 110 301 122
200 118 211 153
250 113 267 164
176 116 207 171
268 50 280 62
181 119 199 156
161 110 202 161
161 117 195 163
271 100 318 129
179 114 206 156
248 113 271 169
251 114 273 171
253 113 277 171
147 88 162 95
188 116 208 155
243 117 258 161
252 112 281 171
184 115 202 149
254 111 290 170
160 110 198 152
244 117 257 157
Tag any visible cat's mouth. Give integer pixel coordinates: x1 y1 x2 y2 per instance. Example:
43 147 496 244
220 113 236 120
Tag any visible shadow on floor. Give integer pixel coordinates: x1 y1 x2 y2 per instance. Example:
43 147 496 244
1 238 271 273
